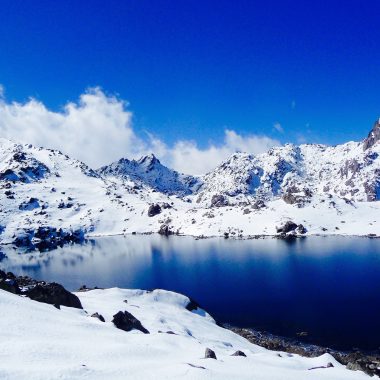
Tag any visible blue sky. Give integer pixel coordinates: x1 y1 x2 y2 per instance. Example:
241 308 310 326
0 0 380 172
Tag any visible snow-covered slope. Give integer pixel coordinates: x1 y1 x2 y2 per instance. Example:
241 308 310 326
1 120 380 242
0 287 370 380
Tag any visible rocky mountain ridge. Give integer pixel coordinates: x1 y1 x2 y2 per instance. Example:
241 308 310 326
0 121 380 245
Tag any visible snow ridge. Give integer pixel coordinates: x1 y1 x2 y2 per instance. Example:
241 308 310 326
0 121 380 242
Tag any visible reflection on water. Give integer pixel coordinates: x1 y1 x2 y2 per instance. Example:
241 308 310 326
1 235 380 351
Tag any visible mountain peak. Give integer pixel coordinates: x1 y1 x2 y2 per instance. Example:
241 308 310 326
138 153 160 166
363 119 380 150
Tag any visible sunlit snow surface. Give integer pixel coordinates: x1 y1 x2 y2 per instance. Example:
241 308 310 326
0 288 371 380
0 136 380 241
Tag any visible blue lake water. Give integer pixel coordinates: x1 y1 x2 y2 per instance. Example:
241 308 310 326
1 235 380 351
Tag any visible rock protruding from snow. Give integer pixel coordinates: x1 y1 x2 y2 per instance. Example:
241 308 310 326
363 119 380 151
232 350 247 357
112 310 150 334
205 347 217 359
148 203 161 217
26 282 83 309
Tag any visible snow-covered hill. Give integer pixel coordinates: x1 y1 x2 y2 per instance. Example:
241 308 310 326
97 153 200 196
1 120 380 244
0 287 370 380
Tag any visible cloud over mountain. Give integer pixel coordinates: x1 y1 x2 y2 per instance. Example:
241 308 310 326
0 87 280 175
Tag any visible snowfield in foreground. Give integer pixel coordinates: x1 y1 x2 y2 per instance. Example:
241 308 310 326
0 288 371 380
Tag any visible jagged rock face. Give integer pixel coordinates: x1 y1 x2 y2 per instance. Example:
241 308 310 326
0 142 50 183
98 154 200 196
363 119 380 151
196 125 380 205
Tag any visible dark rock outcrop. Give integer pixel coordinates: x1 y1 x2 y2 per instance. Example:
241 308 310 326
158 224 175 236
210 194 228 207
112 310 150 334
26 282 82 309
363 119 380 151
148 204 161 217
0 277 21 294
252 199 266 210
276 221 298 234
204 347 217 359
283 186 312 207
0 271 82 309
296 224 307 234
91 312 105 322
231 350 246 357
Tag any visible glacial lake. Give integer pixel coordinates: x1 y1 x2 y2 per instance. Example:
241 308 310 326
1 235 380 351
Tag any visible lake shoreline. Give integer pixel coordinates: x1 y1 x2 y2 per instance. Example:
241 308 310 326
226 325 380 377
1 268 379 377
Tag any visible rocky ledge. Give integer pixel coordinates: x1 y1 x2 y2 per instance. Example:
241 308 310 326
227 325 380 377
0 270 82 308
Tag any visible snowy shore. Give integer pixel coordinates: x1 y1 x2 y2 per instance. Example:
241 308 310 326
0 272 375 379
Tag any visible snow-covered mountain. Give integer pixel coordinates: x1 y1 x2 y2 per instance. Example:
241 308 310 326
197 120 380 206
97 153 200 196
1 120 380 245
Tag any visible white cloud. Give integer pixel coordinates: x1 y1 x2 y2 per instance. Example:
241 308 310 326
0 87 280 175
273 122 283 133
160 131 280 174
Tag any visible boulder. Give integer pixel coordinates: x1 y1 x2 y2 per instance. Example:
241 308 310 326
112 310 149 334
296 224 307 234
210 194 228 207
252 199 266 209
26 282 82 309
148 204 161 217
231 350 246 357
158 224 173 236
276 221 298 234
0 278 21 294
204 348 217 359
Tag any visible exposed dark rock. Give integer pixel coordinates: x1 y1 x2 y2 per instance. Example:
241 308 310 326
229 325 380 377
158 224 173 236
58 201 73 209
210 194 228 207
91 312 105 322
252 199 266 209
296 224 307 234
19 197 40 211
148 203 161 217
363 119 380 151
0 278 21 294
364 177 380 201
26 282 82 309
276 221 298 234
13 227 85 251
112 310 150 334
283 186 312 207
231 350 246 357
185 297 201 312
204 347 217 359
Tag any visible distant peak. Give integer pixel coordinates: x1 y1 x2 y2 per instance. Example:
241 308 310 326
138 153 160 165
363 119 380 151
